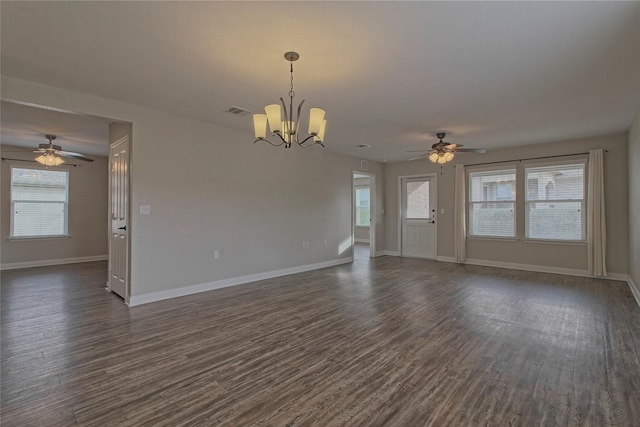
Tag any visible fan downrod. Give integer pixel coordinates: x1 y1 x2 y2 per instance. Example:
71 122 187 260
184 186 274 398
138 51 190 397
45 134 57 144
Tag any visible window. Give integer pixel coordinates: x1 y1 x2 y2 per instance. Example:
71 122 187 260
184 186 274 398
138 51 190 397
406 180 430 219
468 168 516 237
525 163 585 241
10 167 69 238
355 187 370 226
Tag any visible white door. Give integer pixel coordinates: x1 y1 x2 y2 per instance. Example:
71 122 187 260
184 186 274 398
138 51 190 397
109 136 129 299
401 177 436 259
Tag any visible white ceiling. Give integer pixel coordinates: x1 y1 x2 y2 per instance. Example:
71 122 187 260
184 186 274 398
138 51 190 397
1 1 639 162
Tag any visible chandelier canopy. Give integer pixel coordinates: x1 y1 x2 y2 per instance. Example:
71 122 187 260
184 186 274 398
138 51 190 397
253 52 326 148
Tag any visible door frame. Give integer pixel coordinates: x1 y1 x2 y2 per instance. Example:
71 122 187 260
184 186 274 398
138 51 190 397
352 170 376 258
107 134 132 303
397 173 438 258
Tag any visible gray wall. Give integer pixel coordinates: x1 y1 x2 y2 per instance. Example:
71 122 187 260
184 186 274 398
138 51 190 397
628 111 640 298
0 144 108 267
1 76 384 300
384 133 629 276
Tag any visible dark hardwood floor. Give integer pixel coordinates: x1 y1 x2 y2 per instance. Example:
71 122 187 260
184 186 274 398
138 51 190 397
2 248 639 426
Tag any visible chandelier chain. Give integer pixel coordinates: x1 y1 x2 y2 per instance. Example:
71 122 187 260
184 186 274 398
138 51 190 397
289 62 295 99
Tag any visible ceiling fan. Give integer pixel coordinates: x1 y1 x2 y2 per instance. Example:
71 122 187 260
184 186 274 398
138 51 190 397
408 132 486 164
34 134 94 165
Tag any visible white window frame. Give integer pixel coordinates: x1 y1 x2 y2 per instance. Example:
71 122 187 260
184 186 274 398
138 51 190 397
467 166 517 239
10 165 70 240
523 159 587 243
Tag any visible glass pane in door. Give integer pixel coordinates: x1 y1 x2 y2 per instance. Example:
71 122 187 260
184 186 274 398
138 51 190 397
406 181 430 219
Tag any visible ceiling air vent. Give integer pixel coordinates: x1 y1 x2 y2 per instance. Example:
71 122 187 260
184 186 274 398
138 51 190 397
227 106 252 116
356 144 371 148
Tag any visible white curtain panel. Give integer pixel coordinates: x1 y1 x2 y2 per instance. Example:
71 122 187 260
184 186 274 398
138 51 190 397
587 149 607 276
454 164 466 262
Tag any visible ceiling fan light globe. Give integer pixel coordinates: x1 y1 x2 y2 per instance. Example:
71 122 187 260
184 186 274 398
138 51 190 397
36 154 64 166
444 151 455 162
428 152 439 163
35 155 48 165
52 156 65 166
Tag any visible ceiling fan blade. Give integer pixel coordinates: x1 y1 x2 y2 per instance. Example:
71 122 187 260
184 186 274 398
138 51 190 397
408 154 429 161
56 150 94 162
455 148 487 153
406 149 430 153
445 143 463 149
33 149 47 153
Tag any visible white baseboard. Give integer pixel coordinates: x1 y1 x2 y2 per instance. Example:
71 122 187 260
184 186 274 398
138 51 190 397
354 238 370 243
628 276 640 308
374 251 386 257
436 256 457 263
383 250 400 256
128 257 354 307
1 255 108 271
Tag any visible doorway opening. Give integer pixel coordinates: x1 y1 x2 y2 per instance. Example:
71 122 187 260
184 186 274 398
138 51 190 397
353 171 376 261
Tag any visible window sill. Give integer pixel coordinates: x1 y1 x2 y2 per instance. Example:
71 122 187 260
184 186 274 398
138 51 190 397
7 235 71 242
521 238 586 246
355 225 370 228
467 236 586 246
467 236 518 242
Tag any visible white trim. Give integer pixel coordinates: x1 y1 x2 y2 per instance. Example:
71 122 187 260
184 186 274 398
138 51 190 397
1 255 108 271
628 277 640 308
436 256 457 263
354 238 370 243
128 257 353 307
384 250 400 256
374 251 386 257
7 235 71 241
352 170 377 258
464 258 628 281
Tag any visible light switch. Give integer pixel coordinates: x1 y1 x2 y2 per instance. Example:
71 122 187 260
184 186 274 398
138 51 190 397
140 205 151 215
440 209 445 214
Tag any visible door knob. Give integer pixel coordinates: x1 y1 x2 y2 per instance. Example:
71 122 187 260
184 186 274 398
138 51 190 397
118 226 127 231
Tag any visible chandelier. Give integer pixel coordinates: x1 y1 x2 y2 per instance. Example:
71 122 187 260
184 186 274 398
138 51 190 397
253 52 326 148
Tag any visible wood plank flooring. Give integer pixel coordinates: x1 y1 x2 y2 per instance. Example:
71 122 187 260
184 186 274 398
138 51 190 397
2 249 639 426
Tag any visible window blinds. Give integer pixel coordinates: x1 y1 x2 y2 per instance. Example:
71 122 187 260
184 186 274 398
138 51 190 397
525 163 585 241
11 168 69 238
